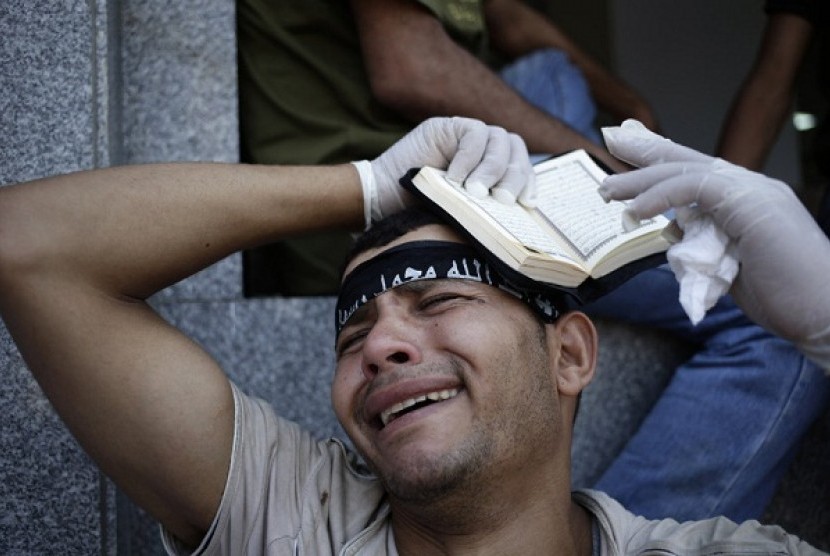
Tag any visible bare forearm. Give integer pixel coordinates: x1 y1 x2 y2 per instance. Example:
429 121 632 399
383 47 606 157
717 83 793 170
484 0 656 129
0 162 363 299
353 0 622 169
406 67 624 170
717 13 813 170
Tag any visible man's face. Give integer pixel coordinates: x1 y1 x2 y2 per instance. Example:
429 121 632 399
332 225 565 503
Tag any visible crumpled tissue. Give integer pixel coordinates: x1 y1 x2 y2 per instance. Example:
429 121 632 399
666 206 739 325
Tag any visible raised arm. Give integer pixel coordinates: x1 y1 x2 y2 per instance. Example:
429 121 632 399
716 12 814 169
0 163 364 547
349 0 627 171
0 117 532 548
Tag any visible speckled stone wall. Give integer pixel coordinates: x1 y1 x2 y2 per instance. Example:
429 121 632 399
0 0 238 553
1 2 117 554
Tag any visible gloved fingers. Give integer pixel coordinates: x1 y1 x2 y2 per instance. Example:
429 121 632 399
517 172 538 207
447 124 513 197
604 168 737 223
600 163 693 200
371 116 535 218
443 117 490 182
602 119 713 168
599 162 718 206
489 132 536 207
603 157 795 197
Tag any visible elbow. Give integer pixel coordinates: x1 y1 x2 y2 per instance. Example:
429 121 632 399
367 67 444 119
0 194 26 287
0 188 52 289
0 190 19 255
368 69 415 111
371 80 414 114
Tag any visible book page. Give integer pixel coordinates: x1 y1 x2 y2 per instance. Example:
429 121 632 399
532 153 639 263
465 193 577 261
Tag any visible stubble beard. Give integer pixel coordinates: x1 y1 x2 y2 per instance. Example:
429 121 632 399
375 422 495 506
364 319 558 509
356 356 495 505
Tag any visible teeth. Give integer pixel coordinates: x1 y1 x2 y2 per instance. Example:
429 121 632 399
380 388 459 427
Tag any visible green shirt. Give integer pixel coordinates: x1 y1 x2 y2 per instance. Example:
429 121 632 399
237 0 490 294
237 0 489 165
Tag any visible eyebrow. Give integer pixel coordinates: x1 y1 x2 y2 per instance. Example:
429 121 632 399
390 280 445 295
337 279 475 332
339 302 374 332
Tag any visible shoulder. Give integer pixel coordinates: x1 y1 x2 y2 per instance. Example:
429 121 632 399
162 383 385 555
574 489 824 555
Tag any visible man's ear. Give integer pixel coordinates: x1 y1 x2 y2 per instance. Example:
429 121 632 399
546 311 597 396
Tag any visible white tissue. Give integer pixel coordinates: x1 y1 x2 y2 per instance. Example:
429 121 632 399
666 207 739 325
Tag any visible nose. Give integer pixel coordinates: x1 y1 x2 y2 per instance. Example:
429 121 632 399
360 303 422 380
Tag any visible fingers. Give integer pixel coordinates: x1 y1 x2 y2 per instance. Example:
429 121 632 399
443 117 489 183
602 119 713 168
450 124 511 197
444 122 534 207
485 133 536 207
599 162 706 202
600 163 727 220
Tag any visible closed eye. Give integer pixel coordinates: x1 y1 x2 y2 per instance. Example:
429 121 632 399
336 328 369 358
419 292 473 312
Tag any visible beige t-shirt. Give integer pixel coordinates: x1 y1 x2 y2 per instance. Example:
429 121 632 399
163 383 825 556
162 382 395 555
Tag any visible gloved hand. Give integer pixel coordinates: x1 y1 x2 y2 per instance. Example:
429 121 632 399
599 119 830 372
352 117 536 228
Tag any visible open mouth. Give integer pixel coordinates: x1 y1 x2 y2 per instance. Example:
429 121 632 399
379 388 460 428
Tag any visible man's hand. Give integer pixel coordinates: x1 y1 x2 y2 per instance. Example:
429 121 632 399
599 119 830 372
353 116 536 227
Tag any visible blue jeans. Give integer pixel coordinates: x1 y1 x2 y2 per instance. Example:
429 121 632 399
503 50 830 521
500 48 601 144
583 266 830 522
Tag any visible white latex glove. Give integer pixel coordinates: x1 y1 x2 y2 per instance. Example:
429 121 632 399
598 119 830 373
352 116 536 228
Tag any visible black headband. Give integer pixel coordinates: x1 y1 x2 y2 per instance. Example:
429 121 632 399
335 240 562 337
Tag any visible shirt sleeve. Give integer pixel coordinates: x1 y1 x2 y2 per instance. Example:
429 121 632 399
575 490 826 556
161 382 384 556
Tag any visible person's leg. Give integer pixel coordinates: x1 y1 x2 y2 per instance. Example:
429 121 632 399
499 48 601 144
584 267 830 521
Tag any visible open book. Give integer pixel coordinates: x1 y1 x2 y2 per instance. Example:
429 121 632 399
402 149 676 294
